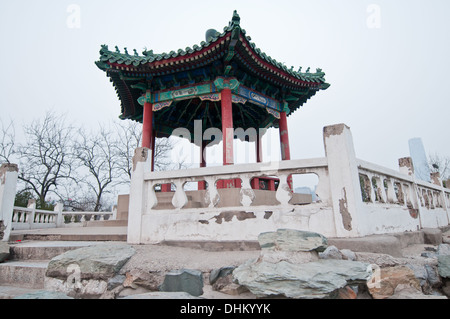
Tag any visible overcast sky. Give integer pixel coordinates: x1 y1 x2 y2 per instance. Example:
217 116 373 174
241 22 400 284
1 0 449 177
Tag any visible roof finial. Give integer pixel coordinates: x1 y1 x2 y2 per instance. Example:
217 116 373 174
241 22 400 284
115 46 120 53
230 10 240 27
124 47 129 55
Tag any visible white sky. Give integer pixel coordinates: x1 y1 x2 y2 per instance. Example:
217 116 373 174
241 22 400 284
1 0 449 175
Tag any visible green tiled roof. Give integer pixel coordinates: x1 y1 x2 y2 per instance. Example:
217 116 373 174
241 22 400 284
96 10 328 87
95 11 329 138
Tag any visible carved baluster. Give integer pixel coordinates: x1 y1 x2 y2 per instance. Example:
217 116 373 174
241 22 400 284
240 175 255 207
374 176 387 203
385 178 397 204
147 182 158 210
276 173 292 206
172 181 188 209
205 176 220 208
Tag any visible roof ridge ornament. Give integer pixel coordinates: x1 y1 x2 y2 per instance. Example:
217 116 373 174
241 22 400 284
229 10 240 28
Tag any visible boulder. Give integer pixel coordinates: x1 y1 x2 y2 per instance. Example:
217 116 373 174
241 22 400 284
159 269 203 297
259 229 328 252
422 228 442 245
438 255 450 278
209 266 235 285
44 243 135 298
437 244 450 256
319 245 343 260
258 229 327 265
0 241 10 263
367 265 421 299
123 269 163 291
212 273 249 296
233 258 372 299
341 249 357 261
46 243 135 280
387 284 447 299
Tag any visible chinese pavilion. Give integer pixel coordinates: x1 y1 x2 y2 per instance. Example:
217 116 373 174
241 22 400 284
96 10 329 191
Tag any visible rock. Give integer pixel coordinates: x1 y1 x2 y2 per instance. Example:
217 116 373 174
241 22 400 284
341 249 357 261
209 266 235 285
437 244 450 256
260 250 319 264
442 280 450 297
438 255 450 278
407 264 430 293
14 290 73 299
319 246 343 260
0 241 9 263
388 284 447 299
367 265 421 299
233 259 372 299
160 269 203 297
259 229 328 252
258 229 326 265
424 264 441 288
355 252 402 268
44 243 135 299
44 276 108 299
421 251 437 258
122 269 163 291
46 243 135 280
121 291 202 299
212 273 248 296
107 274 125 291
423 228 442 245
334 286 357 299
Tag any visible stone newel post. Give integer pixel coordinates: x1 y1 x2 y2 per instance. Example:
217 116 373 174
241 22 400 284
323 124 364 237
0 163 19 242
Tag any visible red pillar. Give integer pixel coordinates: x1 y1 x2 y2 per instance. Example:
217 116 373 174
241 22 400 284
151 129 156 172
279 112 291 161
252 130 263 190
198 141 207 190
279 111 293 189
221 87 234 166
220 87 236 188
142 100 153 149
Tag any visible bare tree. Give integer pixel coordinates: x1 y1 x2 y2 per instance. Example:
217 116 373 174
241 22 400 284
114 120 188 181
74 125 119 212
0 119 16 164
17 112 75 208
114 120 142 181
428 153 450 180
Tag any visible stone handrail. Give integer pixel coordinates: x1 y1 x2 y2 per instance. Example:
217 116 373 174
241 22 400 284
11 203 116 231
142 157 331 209
357 158 450 233
127 123 450 244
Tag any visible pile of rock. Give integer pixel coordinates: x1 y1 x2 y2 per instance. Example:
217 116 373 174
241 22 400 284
233 229 373 299
12 228 450 299
231 229 450 299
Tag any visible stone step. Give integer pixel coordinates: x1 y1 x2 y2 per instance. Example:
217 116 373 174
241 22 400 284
0 260 49 289
9 241 110 260
86 219 128 227
10 226 128 242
